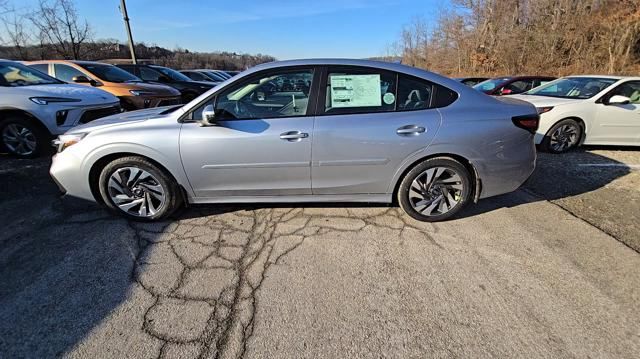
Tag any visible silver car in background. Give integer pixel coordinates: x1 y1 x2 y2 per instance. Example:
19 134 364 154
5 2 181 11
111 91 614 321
50 59 538 222
0 60 120 158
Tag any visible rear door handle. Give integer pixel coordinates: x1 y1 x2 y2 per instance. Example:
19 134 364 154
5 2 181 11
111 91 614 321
396 125 426 136
280 131 309 141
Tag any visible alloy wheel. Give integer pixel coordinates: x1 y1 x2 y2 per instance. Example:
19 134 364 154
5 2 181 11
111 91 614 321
408 167 464 216
2 124 37 156
550 124 579 152
107 167 166 218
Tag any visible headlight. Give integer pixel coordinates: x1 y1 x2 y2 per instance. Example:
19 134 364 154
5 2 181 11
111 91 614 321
30 97 81 105
52 133 87 152
129 90 155 96
536 106 554 114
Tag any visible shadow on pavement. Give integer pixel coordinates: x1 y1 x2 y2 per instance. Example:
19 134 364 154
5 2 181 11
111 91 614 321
0 147 633 356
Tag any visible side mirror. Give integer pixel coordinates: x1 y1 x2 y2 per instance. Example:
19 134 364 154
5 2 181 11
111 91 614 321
200 104 216 126
72 75 91 83
607 95 631 105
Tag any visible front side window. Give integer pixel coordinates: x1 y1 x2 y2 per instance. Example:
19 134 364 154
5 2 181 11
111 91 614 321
0 61 62 87
607 81 640 104
324 67 396 115
28 63 49 74
526 77 617 99
54 64 85 83
210 69 314 120
77 63 141 83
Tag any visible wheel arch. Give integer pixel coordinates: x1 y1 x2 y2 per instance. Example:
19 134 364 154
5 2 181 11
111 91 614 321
88 152 189 205
548 116 587 144
0 108 52 136
391 153 480 204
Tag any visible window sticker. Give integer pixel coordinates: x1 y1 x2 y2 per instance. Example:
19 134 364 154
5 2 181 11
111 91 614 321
330 74 381 108
383 92 395 105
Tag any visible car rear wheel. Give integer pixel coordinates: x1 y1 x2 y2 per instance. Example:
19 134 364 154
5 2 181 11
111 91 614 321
398 157 472 222
98 156 182 221
0 116 48 158
541 119 582 153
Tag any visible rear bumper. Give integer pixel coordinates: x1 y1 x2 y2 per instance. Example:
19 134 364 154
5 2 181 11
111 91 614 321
475 136 537 199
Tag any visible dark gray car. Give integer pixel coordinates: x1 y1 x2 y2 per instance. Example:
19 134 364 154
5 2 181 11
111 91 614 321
50 59 538 222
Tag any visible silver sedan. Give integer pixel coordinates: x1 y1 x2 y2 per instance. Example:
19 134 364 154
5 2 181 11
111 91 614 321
50 59 538 222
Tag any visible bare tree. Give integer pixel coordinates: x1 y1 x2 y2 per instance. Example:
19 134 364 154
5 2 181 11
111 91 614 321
28 0 92 59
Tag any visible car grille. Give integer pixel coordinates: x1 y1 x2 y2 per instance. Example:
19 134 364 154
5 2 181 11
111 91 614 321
79 105 121 124
157 98 182 107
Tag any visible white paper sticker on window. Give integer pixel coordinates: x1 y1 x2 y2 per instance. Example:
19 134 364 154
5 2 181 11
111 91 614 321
330 74 381 108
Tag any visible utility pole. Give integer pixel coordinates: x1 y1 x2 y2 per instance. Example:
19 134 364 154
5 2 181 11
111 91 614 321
119 0 137 64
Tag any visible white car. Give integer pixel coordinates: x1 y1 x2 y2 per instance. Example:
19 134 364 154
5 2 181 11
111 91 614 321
0 60 120 158
510 76 640 153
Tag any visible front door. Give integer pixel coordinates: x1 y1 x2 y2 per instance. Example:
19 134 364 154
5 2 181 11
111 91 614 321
311 67 442 195
180 67 318 198
592 81 640 145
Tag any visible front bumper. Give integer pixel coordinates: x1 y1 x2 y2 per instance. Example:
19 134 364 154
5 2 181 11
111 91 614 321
50 152 95 202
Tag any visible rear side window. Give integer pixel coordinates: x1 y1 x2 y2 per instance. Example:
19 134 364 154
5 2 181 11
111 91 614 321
54 64 85 83
323 67 397 115
397 74 458 110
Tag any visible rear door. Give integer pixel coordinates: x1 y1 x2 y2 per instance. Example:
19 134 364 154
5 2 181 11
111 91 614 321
311 66 442 195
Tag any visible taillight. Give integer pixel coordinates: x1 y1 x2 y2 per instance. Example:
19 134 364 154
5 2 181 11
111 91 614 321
512 114 539 134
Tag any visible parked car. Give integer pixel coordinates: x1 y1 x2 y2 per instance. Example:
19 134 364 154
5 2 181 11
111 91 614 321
0 60 120 158
115 64 214 103
27 60 181 111
225 70 241 77
49 59 538 222
455 77 489 87
179 70 222 84
208 70 232 80
473 76 556 96
510 75 640 153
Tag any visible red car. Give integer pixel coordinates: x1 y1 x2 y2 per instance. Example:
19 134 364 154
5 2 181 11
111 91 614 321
473 76 556 96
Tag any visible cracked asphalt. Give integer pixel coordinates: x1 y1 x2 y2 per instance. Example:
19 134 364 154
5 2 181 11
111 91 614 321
1 148 639 358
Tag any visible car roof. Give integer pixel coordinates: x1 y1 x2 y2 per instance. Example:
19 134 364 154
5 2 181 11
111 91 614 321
27 60 113 66
564 75 640 81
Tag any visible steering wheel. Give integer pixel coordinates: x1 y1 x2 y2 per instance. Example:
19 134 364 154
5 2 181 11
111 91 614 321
234 100 255 119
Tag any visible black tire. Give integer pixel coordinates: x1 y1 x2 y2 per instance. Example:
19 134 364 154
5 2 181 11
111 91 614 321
98 156 182 221
540 119 582 153
0 115 50 158
398 157 472 222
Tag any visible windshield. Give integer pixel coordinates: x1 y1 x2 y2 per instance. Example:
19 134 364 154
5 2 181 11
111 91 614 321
525 77 617 99
0 62 62 87
150 65 192 82
77 63 141 83
473 77 510 92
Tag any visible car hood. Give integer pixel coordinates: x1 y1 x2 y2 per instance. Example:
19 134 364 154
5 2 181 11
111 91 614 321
8 83 118 105
509 94 583 107
67 106 182 134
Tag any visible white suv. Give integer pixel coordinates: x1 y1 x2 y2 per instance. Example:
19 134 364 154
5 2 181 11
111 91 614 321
511 75 640 153
0 60 120 158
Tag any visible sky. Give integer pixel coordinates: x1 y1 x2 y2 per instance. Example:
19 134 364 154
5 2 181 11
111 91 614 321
9 0 451 59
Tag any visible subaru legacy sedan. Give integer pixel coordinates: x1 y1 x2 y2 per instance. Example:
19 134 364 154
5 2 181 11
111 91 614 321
50 59 538 222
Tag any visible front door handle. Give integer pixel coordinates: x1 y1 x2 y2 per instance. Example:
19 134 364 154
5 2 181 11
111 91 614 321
396 125 426 136
280 131 309 142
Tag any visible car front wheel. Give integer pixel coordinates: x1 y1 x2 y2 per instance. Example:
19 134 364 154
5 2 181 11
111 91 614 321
541 119 582 153
398 157 472 222
98 156 182 221
0 116 48 158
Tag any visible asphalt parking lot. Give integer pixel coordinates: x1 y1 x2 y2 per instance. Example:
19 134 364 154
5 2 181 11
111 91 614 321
1 148 639 358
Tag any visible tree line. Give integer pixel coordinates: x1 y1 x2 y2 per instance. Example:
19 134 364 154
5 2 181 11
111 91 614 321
0 0 275 70
389 0 640 77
